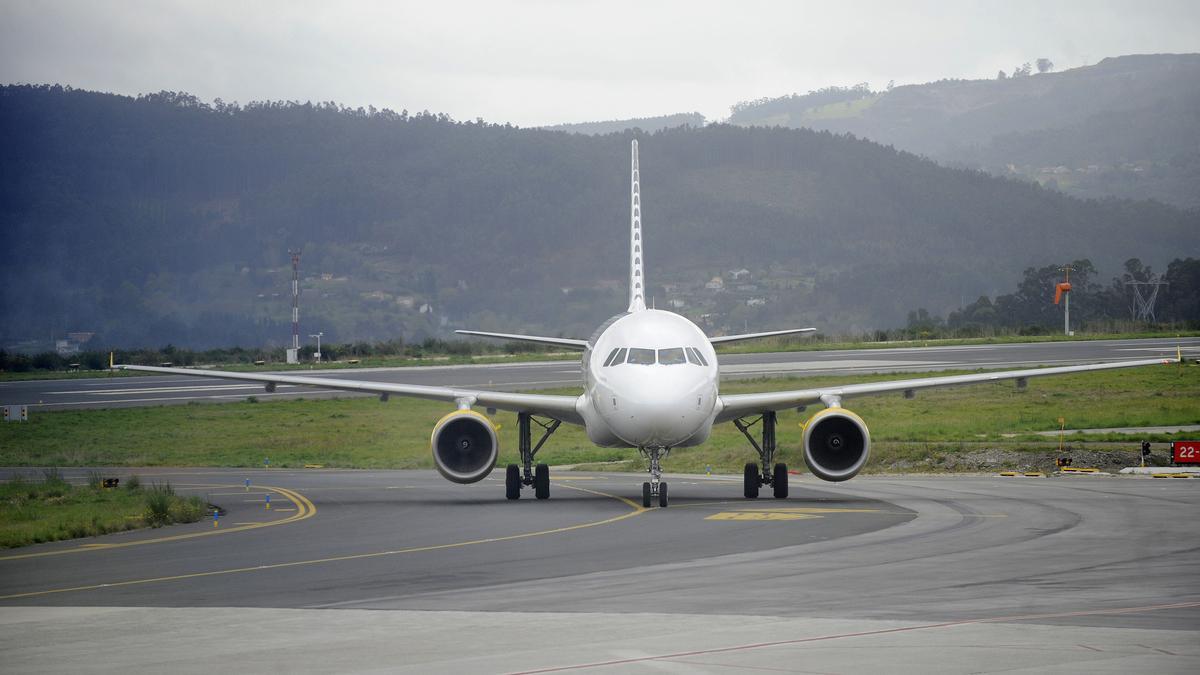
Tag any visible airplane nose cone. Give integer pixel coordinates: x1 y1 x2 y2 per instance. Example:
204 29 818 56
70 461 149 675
612 379 709 447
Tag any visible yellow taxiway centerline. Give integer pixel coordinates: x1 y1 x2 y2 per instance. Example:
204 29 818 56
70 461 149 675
0 484 315 562
0 483 644 601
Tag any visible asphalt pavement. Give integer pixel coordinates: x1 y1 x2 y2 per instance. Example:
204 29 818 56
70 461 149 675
1 468 1197 673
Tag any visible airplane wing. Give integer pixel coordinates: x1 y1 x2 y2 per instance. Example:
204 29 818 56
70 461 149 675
709 328 817 345
113 364 584 424
454 330 589 350
714 356 1178 424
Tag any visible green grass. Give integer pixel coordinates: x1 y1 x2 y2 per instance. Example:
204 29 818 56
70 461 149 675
0 474 206 548
1 364 1195 475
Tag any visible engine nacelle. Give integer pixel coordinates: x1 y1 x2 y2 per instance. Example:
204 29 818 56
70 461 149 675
431 410 499 484
802 407 871 482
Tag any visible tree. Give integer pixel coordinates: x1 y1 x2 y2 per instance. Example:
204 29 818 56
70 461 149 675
997 70 1008 80
1013 62 1033 78
1036 58 1054 74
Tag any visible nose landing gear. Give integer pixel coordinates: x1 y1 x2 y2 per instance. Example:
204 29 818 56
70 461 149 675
640 446 670 507
734 411 788 499
505 412 561 500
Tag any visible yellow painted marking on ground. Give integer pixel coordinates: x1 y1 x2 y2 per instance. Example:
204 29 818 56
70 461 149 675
272 508 297 512
1024 472 1045 477
705 506 882 522
999 472 1019 476
0 483 643 601
707 512 821 521
0 484 315 562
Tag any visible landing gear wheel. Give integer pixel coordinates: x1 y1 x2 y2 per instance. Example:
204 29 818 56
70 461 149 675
658 481 669 508
773 463 788 499
534 463 550 500
642 482 652 508
505 464 520 500
744 462 760 499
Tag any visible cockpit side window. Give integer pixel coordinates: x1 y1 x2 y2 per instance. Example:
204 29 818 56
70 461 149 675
602 347 622 367
687 347 709 366
611 347 627 365
685 347 701 365
627 347 656 365
657 347 686 365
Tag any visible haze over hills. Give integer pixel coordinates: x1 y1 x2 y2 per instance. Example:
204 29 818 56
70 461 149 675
728 54 1200 209
1 84 1196 350
543 112 706 136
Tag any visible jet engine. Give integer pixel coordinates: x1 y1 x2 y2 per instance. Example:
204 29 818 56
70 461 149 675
431 410 499 484
802 408 870 482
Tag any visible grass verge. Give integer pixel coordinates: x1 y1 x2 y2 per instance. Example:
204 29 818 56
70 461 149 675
1 363 1195 475
0 471 206 548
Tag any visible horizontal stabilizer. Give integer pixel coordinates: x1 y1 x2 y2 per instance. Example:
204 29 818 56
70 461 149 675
709 328 817 345
455 330 588 350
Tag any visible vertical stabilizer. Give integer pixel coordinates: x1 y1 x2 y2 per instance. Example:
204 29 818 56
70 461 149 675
628 140 646 312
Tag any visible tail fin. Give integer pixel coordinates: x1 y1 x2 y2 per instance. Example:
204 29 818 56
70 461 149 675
628 140 646 312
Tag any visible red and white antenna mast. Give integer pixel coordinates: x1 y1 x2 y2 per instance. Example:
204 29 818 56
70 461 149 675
289 249 302 360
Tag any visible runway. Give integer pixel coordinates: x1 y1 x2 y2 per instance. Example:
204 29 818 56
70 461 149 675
3 337 1194 410
2 468 1197 673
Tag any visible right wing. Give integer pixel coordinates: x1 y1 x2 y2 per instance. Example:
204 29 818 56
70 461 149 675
454 330 588 350
715 356 1177 424
114 364 584 424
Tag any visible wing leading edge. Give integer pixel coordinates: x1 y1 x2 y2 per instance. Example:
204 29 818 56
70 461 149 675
113 364 584 424
715 356 1178 424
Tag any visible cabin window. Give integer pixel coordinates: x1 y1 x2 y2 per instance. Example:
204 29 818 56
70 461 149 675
657 348 687 365
627 348 656 365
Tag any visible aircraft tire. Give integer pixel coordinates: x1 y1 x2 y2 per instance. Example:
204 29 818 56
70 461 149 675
642 482 652 508
534 463 550 500
744 463 760 499
658 481 668 508
773 463 788 499
505 464 520 500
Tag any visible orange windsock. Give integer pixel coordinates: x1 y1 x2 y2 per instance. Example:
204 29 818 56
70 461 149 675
1053 282 1072 305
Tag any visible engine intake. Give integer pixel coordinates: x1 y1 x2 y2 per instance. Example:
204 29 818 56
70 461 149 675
431 410 499 484
802 408 870 482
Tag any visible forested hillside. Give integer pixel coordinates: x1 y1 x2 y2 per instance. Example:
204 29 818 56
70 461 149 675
1 85 1196 349
543 112 705 135
730 54 1200 208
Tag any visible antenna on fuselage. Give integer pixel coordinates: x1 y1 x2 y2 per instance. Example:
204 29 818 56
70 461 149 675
628 140 646 312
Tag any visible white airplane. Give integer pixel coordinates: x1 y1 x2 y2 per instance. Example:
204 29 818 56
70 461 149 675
116 140 1178 507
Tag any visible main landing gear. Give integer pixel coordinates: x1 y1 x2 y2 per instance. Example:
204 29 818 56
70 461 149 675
734 411 788 500
505 412 561 501
640 446 670 508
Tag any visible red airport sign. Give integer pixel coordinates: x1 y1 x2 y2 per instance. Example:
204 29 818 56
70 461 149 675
1173 441 1200 465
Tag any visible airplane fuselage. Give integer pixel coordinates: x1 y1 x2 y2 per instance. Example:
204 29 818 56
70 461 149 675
579 309 720 449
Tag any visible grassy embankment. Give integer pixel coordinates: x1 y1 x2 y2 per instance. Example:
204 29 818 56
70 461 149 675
1 364 1195 475
0 470 206 548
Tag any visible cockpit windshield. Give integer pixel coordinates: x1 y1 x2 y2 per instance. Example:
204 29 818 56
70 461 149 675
657 347 686 365
603 346 708 366
626 347 657 365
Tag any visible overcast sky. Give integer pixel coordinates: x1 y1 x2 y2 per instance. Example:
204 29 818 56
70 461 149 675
3 0 1199 127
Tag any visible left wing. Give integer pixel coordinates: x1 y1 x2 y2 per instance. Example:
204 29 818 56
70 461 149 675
715 356 1177 423
709 328 817 345
113 364 584 424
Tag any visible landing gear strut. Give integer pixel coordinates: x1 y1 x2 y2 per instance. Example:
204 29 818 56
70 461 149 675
640 446 670 508
734 411 788 499
505 412 560 500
